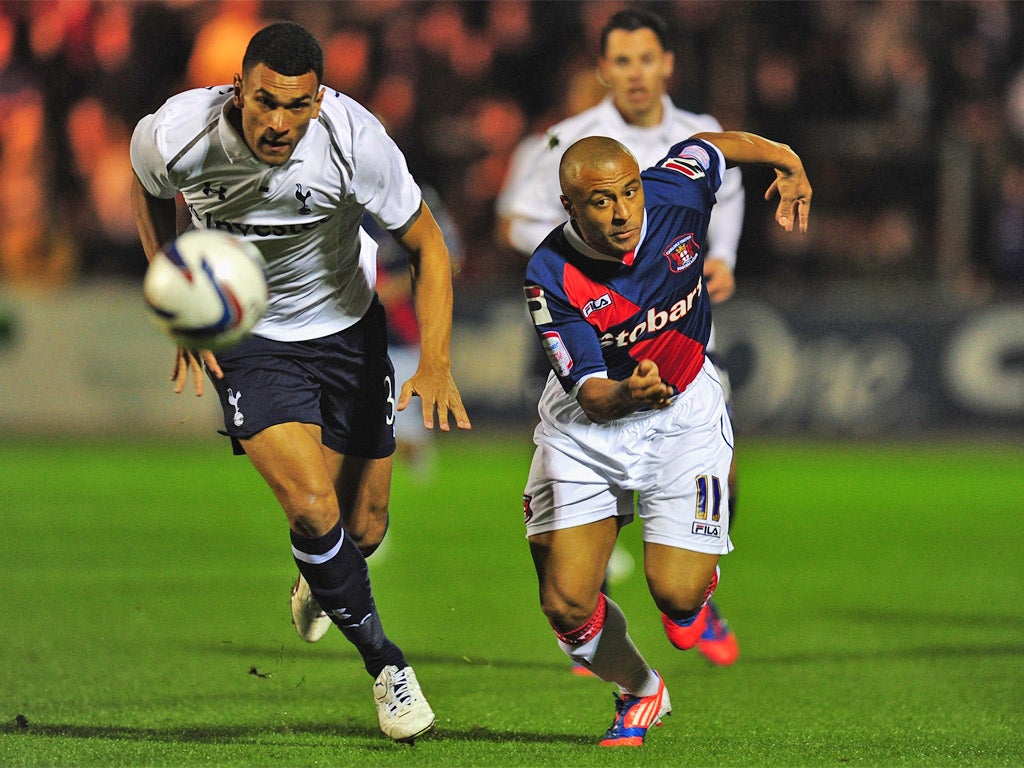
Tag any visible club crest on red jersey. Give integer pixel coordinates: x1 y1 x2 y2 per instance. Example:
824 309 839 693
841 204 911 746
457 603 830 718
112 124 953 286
663 233 700 273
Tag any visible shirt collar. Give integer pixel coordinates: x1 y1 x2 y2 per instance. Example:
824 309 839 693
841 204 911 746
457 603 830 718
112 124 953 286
217 96 312 167
601 93 676 133
218 98 253 164
562 210 648 266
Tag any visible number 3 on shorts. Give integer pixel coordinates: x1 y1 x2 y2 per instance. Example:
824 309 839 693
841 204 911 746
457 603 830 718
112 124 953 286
384 373 396 426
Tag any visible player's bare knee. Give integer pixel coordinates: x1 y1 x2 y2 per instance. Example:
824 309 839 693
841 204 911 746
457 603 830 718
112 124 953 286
540 590 597 633
648 577 707 619
289 513 326 538
284 494 341 538
654 592 704 622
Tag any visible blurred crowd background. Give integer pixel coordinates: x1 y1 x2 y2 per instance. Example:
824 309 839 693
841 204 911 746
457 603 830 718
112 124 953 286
2 0 1024 300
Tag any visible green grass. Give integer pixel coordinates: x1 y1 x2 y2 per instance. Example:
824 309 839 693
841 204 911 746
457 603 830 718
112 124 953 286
1 433 1022 767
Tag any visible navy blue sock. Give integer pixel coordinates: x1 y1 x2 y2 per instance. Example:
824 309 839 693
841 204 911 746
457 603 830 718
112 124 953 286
290 521 406 677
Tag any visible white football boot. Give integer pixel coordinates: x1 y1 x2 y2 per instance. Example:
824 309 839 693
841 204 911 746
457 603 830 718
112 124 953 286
289 574 332 643
373 665 436 743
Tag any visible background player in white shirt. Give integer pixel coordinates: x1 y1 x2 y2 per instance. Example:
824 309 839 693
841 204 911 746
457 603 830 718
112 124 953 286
498 7 743 666
130 21 470 744
522 132 810 746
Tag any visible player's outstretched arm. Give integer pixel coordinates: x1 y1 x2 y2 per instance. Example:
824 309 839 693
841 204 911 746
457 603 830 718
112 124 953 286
131 174 222 396
393 202 472 432
691 131 812 233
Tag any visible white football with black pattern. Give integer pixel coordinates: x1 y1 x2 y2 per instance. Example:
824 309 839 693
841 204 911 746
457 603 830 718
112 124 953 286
144 229 268 351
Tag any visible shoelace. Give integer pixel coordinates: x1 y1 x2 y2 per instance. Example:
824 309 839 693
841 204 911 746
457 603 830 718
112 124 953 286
389 670 415 707
607 693 629 729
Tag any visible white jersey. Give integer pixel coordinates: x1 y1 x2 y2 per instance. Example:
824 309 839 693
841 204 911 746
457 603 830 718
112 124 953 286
131 86 423 342
500 95 744 267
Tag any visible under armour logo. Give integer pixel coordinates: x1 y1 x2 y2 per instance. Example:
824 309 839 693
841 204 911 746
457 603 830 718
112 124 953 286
295 184 313 214
202 182 227 200
227 388 244 427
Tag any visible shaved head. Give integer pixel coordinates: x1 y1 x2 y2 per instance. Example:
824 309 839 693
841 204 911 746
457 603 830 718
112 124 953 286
559 136 639 199
557 136 645 259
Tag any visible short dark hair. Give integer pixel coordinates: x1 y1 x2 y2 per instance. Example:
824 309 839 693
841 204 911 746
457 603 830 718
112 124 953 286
243 22 324 82
600 8 670 55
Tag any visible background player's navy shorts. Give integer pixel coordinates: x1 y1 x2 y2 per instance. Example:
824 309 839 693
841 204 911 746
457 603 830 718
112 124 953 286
210 298 397 459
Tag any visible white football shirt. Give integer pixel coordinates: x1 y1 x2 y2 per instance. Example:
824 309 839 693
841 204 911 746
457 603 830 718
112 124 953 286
131 86 423 341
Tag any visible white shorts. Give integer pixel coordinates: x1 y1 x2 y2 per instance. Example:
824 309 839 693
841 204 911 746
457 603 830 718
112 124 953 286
523 357 734 554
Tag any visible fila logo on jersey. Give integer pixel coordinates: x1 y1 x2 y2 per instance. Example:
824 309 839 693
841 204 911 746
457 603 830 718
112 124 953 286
582 293 612 318
663 233 700 273
692 522 721 537
541 331 573 377
524 284 552 325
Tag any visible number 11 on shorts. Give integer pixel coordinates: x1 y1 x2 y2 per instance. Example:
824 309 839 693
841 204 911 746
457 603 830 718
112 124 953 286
695 475 722 521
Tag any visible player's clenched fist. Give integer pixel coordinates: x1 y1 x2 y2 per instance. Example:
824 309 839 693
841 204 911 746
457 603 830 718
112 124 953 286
628 360 674 410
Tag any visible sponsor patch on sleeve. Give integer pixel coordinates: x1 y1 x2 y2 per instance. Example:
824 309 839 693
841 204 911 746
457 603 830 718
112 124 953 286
541 331 573 377
660 154 706 180
679 144 712 168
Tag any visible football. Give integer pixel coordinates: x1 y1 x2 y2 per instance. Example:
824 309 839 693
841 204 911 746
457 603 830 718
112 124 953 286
143 229 269 351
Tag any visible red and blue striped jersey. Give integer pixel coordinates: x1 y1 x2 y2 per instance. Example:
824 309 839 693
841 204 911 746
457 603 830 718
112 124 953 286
524 138 725 395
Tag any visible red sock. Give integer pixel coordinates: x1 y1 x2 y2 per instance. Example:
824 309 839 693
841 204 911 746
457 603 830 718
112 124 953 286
554 593 607 646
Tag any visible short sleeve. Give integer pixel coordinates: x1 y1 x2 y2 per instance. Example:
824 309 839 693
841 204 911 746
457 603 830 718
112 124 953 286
524 261 609 394
499 138 566 254
350 120 422 233
130 113 178 199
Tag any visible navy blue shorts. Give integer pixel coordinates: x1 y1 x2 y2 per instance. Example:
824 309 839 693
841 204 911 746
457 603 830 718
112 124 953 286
210 297 397 458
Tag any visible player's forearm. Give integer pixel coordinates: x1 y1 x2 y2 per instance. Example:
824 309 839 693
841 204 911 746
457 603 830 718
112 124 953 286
396 203 456 369
408 225 455 370
131 174 178 260
577 367 671 423
577 377 637 423
411 249 455 370
692 131 801 176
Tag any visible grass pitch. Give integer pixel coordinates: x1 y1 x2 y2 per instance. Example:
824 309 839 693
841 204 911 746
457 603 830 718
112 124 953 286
1 432 1021 767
